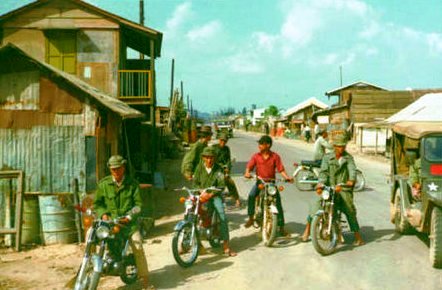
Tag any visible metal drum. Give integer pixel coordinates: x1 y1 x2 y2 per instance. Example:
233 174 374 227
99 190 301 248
38 194 77 245
21 195 41 245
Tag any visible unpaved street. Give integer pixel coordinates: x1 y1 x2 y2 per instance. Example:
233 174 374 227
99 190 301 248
1 130 441 290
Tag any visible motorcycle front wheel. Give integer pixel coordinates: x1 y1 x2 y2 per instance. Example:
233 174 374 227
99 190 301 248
209 211 222 248
120 253 138 284
354 170 366 192
172 223 200 268
262 205 278 247
311 214 339 256
74 252 98 290
294 169 316 191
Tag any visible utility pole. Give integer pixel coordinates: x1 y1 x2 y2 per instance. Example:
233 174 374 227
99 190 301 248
339 65 343 87
180 81 184 103
169 58 175 106
139 0 145 59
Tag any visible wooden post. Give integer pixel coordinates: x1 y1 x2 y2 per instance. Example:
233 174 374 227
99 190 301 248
359 126 363 153
0 171 24 251
72 178 82 243
375 128 379 155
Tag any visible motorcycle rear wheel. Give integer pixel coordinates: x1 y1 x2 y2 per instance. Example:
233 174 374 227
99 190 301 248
295 169 316 191
262 206 278 247
311 214 339 256
120 254 138 284
172 223 199 268
354 170 366 192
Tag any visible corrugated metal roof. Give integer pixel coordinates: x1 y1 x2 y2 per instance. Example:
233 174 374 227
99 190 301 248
0 44 144 120
386 93 442 123
283 97 328 117
326 81 388 96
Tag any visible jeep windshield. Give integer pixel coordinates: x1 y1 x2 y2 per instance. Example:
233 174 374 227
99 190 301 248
424 136 442 162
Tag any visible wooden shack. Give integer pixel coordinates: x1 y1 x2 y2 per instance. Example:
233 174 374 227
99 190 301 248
0 0 163 179
280 97 328 137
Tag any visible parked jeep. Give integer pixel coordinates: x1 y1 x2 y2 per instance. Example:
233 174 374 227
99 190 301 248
213 121 233 138
390 121 442 268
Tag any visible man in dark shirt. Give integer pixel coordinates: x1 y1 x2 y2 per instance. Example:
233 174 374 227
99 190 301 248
244 135 293 236
213 132 241 207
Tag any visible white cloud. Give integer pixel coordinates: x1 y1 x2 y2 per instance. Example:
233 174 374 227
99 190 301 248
427 33 442 54
165 2 192 33
187 20 222 42
225 52 264 74
280 5 321 46
359 21 380 39
323 53 338 65
252 32 277 53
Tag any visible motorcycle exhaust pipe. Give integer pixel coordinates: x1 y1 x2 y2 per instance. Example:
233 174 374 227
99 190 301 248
298 180 318 184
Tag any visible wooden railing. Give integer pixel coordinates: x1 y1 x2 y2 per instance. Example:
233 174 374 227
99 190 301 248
118 70 152 100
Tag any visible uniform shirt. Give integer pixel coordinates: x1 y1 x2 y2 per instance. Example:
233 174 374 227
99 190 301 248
246 151 285 180
319 151 357 190
193 163 225 188
181 140 207 176
313 136 333 161
94 175 143 235
213 143 232 170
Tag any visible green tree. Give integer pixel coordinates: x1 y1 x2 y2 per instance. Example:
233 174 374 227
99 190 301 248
264 105 280 117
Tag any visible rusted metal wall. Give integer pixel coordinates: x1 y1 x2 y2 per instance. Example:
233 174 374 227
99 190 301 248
0 126 86 194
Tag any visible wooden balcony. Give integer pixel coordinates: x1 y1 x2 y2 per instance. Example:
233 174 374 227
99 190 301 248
118 70 152 105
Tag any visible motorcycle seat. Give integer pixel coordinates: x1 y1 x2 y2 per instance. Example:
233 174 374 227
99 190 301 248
300 160 321 167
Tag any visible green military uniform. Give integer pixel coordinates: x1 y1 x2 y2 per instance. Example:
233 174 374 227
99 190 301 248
181 140 207 178
213 135 240 202
94 175 143 236
93 155 149 283
193 147 230 241
314 150 360 232
193 162 226 189
213 143 232 170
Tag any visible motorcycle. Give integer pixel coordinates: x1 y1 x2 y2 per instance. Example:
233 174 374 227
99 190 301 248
292 160 366 192
73 207 141 290
172 186 223 268
311 184 347 256
248 176 287 247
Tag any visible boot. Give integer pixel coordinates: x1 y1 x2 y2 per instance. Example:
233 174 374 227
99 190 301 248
244 217 254 228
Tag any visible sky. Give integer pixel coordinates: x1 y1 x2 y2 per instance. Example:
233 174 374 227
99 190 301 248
1 0 442 114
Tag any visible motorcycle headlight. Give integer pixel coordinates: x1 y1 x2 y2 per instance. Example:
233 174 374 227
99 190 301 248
184 199 193 209
96 225 110 239
321 190 330 200
268 185 277 196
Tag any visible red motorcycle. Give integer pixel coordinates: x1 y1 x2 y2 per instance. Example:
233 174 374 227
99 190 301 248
172 186 223 267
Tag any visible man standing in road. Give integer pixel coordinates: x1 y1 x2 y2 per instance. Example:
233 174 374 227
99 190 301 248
312 129 334 168
244 135 294 236
181 125 213 180
301 134 365 246
213 132 241 207
193 147 237 257
94 155 149 289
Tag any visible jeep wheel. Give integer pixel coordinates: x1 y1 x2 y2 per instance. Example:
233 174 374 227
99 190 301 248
429 207 442 268
394 191 412 234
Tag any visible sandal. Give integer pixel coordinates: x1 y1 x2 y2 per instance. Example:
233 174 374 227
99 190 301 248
301 235 310 242
223 249 237 257
353 240 365 246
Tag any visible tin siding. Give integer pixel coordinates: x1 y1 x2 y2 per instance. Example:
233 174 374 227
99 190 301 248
0 126 86 194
